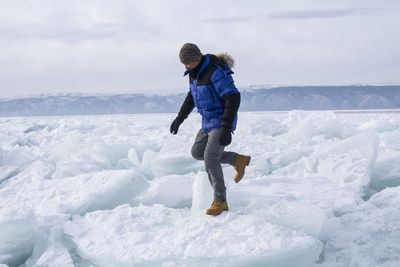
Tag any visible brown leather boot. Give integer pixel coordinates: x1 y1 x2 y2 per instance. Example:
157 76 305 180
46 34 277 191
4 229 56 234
234 154 251 183
206 200 229 216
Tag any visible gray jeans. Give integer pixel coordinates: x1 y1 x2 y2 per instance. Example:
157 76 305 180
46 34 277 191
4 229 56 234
191 128 238 202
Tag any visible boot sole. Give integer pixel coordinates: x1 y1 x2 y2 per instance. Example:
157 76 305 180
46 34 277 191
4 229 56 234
206 208 229 216
234 156 251 183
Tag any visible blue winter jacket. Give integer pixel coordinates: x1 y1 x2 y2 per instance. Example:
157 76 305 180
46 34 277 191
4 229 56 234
184 54 240 133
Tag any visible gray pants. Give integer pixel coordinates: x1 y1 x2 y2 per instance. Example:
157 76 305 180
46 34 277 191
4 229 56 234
191 128 238 202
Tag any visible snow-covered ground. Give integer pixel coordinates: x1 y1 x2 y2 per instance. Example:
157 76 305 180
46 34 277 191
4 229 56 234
0 110 399 266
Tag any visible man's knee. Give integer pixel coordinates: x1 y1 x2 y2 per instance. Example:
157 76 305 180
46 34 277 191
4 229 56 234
191 146 204 160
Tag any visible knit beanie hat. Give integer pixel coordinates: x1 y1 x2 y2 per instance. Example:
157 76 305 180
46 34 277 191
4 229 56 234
179 43 202 64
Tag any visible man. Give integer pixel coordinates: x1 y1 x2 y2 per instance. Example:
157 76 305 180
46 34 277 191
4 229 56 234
170 43 251 216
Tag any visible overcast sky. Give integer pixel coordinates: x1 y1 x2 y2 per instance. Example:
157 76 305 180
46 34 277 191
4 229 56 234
0 0 399 98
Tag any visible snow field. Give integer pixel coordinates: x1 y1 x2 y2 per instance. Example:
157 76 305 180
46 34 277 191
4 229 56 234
0 111 399 266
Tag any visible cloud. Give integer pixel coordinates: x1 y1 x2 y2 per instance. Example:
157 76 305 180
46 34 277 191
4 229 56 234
197 16 253 24
0 0 399 98
0 0 163 43
199 7 384 24
0 23 121 43
267 7 383 20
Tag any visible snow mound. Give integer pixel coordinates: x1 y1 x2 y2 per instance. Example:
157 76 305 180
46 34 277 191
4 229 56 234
274 129 379 197
1 169 148 216
315 130 378 192
64 204 322 266
322 187 400 266
282 110 345 139
133 173 195 208
0 111 399 266
369 186 400 209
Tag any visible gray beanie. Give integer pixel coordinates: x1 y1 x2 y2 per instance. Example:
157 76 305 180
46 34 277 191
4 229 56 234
179 43 202 64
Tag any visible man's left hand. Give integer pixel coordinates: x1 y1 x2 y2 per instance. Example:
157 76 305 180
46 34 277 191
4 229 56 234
219 127 232 146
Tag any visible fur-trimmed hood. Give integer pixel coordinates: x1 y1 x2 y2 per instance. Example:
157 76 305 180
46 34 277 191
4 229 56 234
216 53 235 69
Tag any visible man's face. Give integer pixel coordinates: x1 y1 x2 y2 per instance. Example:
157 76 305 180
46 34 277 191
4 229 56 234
184 60 201 71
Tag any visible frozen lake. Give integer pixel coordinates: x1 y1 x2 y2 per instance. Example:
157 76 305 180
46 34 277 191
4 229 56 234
0 110 399 266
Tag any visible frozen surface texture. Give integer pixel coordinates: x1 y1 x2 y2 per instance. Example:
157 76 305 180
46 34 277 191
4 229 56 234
0 111 399 266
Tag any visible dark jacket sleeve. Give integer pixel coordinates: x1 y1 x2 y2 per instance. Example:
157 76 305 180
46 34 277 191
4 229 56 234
221 93 240 129
177 91 195 120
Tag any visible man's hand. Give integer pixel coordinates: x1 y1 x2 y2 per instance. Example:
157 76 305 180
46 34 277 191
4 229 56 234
170 117 184 135
219 127 232 146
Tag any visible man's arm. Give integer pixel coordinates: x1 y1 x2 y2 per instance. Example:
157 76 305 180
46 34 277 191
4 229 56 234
218 93 240 146
211 69 240 130
211 69 240 145
170 91 194 135
177 91 195 120
221 93 240 130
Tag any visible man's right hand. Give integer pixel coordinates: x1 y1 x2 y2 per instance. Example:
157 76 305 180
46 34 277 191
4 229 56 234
170 117 184 135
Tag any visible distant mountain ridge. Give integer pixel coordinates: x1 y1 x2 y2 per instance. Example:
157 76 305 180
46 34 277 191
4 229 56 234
240 85 400 111
1 85 399 116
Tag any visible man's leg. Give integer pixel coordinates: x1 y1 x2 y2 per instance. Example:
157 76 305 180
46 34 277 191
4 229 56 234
204 129 226 202
220 150 238 166
191 128 238 165
191 128 225 189
191 128 208 160
216 131 250 184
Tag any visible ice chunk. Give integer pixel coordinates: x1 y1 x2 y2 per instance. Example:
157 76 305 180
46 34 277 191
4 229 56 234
322 198 400 266
24 160 55 180
47 134 134 171
238 113 286 137
128 148 140 167
11 136 40 147
134 173 195 208
360 119 398 133
91 140 133 167
32 225 74 267
54 154 105 179
22 214 73 267
276 130 379 196
282 110 344 139
64 204 322 266
115 158 134 169
228 175 358 220
0 208 37 266
147 134 204 178
0 169 149 216
315 130 378 192
368 186 400 209
49 170 149 215
48 133 83 163
129 148 192 179
151 154 203 178
191 171 214 212
265 111 351 176
139 149 157 177
0 165 19 184
268 148 313 173
370 153 400 191
23 123 48 134
251 201 328 238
